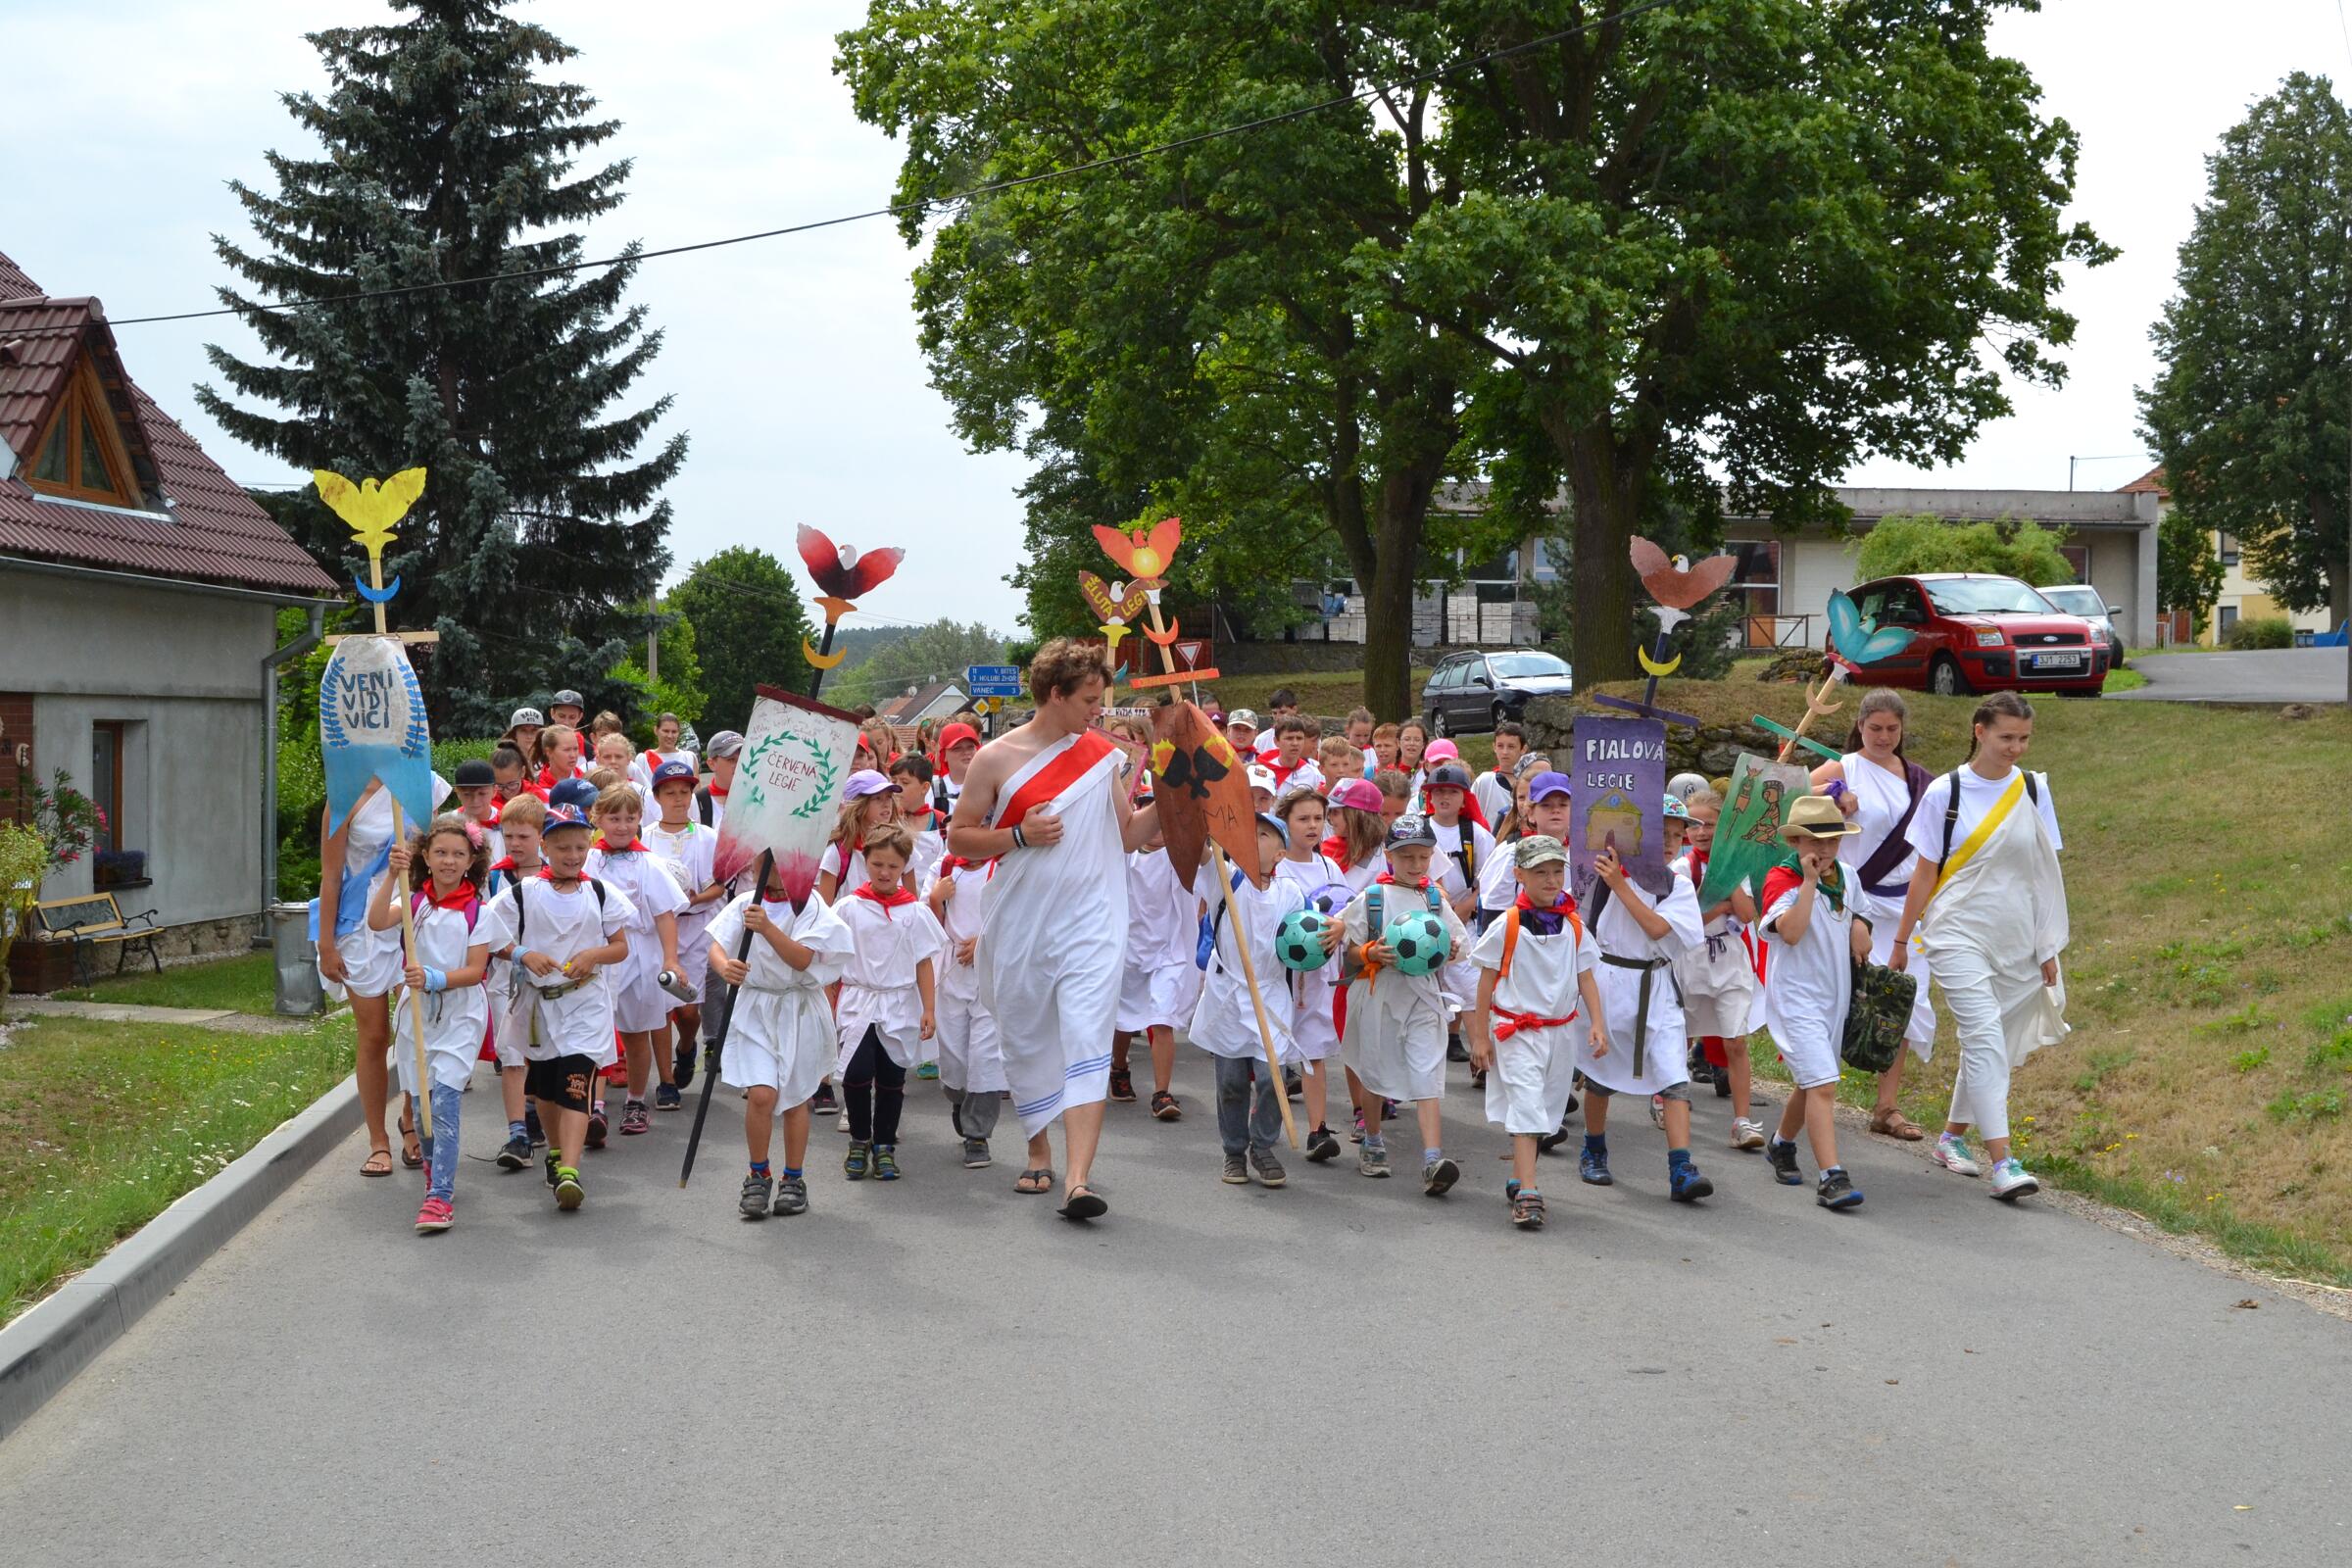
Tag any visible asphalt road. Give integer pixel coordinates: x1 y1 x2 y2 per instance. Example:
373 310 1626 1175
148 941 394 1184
2112 647 2346 704
2 1062 2345 1567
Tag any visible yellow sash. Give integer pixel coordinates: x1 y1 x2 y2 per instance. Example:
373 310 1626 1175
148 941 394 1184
1932 773 2025 899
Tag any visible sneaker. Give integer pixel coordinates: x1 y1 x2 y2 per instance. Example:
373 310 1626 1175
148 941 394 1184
961 1137 993 1169
1730 1117 1767 1152
1538 1119 1574 1154
1108 1069 1137 1103
1669 1160 1714 1203
585 1103 609 1149
1765 1136 1803 1185
844 1141 870 1180
871 1146 902 1181
740 1171 773 1219
1381 1098 1398 1121
1222 1152 1250 1185
1305 1125 1341 1163
1818 1167 1864 1210
1250 1148 1287 1189
496 1132 531 1170
414 1196 454 1234
620 1101 651 1136
524 1106 546 1148
811 1083 840 1117
1349 1108 1366 1145
1358 1143 1392 1178
1470 1068 1486 1091
1510 1189 1545 1230
773 1174 809 1215
554 1167 584 1210
1151 1090 1182 1122
1423 1156 1460 1197
656 1083 682 1111
836 1110 852 1133
1446 1034 1469 1062
1989 1157 2039 1200
1648 1094 1667 1130
1283 1069 1303 1101
1579 1145 1612 1186
544 1150 560 1190
672 1045 697 1092
1934 1132 1983 1178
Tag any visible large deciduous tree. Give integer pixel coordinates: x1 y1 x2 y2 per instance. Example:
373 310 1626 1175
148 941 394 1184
665 548 813 734
2139 73 2351 627
200 0 685 732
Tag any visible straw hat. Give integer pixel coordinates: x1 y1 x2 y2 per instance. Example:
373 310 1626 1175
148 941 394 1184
1779 794 1861 841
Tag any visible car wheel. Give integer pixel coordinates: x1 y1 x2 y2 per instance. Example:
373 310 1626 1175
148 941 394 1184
1491 702 1509 732
1930 656 1967 697
1428 709 1447 738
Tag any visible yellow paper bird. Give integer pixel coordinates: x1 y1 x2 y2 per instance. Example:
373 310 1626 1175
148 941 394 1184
314 467 428 560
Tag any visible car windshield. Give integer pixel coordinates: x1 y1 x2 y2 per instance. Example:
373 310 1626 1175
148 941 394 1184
1922 578 2056 615
2039 586 2102 616
1489 653 1570 680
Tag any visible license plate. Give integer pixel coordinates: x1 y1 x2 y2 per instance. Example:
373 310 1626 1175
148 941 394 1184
2028 652 2085 672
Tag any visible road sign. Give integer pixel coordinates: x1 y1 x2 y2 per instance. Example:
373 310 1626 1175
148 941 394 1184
965 663 1023 698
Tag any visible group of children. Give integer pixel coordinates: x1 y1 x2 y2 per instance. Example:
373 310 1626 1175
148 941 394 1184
341 680 2057 1238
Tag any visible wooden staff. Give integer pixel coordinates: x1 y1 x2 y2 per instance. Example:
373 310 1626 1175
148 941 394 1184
1775 664 1849 764
1139 596 1298 1150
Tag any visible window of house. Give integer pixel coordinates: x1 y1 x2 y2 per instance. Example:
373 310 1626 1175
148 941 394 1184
1728 540 1781 615
2218 604 2239 635
24 362 141 508
2218 532 2240 567
92 723 122 855
2059 544 2091 582
89 720 146 886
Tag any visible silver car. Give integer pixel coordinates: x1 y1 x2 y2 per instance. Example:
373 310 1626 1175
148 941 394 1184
2035 584 2124 665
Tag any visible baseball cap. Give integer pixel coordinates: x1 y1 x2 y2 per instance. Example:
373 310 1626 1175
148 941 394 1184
705 730 744 760
843 769 901 801
550 689 584 709
1227 708 1260 730
938 721 981 753
1255 811 1289 840
1246 763 1277 795
1327 777 1385 813
1515 834 1569 867
1423 738 1461 763
453 759 496 787
507 708 544 729
542 804 591 834
1661 794 1691 820
650 760 696 790
1386 813 1437 850
1528 770 1573 803
1667 771 1708 802
1423 762 1473 793
548 778 600 812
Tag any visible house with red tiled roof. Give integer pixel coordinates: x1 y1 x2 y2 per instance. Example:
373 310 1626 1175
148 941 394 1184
2116 466 2335 647
2 249 341 973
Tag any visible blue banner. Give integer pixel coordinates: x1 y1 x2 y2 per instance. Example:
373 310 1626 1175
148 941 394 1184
319 636 436 839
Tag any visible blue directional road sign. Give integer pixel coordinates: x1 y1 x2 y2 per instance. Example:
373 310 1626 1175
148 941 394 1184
965 663 1024 698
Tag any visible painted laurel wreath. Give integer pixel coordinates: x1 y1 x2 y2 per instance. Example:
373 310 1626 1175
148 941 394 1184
737 731 840 821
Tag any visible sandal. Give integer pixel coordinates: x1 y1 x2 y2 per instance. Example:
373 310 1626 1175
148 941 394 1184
398 1112 423 1170
1870 1108 1926 1141
1014 1168 1054 1196
361 1148 395 1178
1058 1183 1108 1222
1511 1189 1546 1230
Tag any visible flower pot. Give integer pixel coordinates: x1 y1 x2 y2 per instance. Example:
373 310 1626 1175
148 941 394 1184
6 937 77 995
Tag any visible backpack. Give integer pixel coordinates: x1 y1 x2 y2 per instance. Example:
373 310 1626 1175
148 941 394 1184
1841 959 1918 1074
1936 768 2040 868
510 876 606 948
1362 878 1446 949
695 787 719 828
1196 865 1249 971
1494 904 1584 981
410 886 482 935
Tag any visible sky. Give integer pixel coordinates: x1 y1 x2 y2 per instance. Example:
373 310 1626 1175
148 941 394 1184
5 0 2345 635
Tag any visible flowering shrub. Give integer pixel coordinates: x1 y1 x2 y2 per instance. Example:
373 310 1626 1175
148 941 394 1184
18 769 104 877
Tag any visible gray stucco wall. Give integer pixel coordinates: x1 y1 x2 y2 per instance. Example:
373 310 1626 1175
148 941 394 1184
1 566 276 926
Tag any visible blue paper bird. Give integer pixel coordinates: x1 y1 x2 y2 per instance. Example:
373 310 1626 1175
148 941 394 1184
1826 589 1916 666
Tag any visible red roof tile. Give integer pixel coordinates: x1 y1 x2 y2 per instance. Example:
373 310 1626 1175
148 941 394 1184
2117 465 2169 497
0 251 337 597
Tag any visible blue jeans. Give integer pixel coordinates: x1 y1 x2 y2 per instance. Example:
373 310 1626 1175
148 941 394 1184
416 1080 463 1202
1214 1054 1282 1155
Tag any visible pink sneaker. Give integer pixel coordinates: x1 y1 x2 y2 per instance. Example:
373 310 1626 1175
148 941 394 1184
415 1196 454 1234
620 1101 651 1136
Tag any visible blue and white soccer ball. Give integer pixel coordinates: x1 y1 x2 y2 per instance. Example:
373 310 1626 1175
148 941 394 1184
1382 910 1450 976
1307 882 1354 918
1276 908 1337 972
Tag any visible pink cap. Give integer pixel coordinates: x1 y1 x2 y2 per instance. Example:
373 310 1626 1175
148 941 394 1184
1328 777 1385 813
1423 737 1461 762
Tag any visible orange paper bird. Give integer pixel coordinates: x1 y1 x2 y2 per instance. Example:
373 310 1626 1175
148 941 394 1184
1629 536 1738 610
1093 517 1184 578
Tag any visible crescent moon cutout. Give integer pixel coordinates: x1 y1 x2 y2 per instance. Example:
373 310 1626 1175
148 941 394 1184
802 637 848 669
355 574 401 604
1637 646 1683 678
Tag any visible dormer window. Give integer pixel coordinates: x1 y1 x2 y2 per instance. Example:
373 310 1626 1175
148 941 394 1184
24 360 141 507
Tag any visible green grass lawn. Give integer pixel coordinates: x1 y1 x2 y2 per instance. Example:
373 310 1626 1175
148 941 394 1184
0 1009 358 1323
55 951 281 1014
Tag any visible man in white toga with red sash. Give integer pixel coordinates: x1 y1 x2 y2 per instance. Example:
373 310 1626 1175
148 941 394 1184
949 639 1158 1221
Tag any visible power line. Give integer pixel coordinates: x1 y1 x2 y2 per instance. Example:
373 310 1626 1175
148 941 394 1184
81 0 1679 330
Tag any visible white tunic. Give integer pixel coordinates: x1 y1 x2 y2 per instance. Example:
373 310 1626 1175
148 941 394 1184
1272 854 1348 1060
645 819 719 993
1189 870 1304 1062
1430 815 1495 1006
1911 768 2070 1076
1336 879 1470 1102
1760 870 1855 1089
1838 753 1937 1054
1117 848 1202 1031
389 890 505 1095
1470 907 1596 1134
709 892 855 1105
318 772 452 1000
485 874 638 1066
930 858 1006 1095
833 892 947 1073
584 845 690 1033
1575 868 1703 1096
1673 850 1756 1040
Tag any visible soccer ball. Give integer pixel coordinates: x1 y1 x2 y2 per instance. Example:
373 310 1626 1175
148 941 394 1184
1307 882 1353 918
1276 908 1336 972
1383 910 1450 977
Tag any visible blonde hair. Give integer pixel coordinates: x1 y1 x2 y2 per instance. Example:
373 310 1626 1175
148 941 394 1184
498 793 546 834
1317 733 1356 763
1685 786 1724 814
1329 800 1387 867
832 789 890 848
587 766 621 791
534 723 579 771
589 710 626 738
1373 766 1410 802
861 819 915 865
592 783 641 820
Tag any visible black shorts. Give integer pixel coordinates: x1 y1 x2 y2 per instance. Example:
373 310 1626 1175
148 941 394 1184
524 1054 598 1113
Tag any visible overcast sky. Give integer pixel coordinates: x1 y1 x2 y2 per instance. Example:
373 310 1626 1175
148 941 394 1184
7 1 2344 633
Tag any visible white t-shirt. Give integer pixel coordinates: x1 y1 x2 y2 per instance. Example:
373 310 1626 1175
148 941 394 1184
484 874 638 1061
1903 767 2062 868
1429 816 1497 909
1472 770 1514 828
644 821 719 928
1477 840 1521 912
1761 870 1856 1067
1126 848 1199 971
820 840 867 899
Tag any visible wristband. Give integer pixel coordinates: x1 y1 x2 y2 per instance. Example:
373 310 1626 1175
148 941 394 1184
420 965 448 993
1011 825 1028 850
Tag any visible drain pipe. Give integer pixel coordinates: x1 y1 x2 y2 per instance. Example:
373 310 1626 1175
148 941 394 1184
258 606 326 944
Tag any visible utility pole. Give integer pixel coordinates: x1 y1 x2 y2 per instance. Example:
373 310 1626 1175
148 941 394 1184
647 596 660 684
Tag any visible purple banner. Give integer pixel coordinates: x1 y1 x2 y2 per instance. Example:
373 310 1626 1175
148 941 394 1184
1568 714 1671 903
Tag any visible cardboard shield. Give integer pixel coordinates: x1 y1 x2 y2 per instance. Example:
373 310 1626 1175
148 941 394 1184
1568 715 1670 904
712 685 862 904
1697 752 1809 907
318 635 435 838
1150 700 1265 890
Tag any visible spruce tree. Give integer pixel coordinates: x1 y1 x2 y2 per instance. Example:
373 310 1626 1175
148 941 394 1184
200 0 684 732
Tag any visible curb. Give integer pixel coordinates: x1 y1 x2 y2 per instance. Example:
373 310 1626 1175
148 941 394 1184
0 1072 361 1445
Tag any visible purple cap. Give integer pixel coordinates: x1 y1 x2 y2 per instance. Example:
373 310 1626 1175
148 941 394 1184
1528 770 1573 803
650 760 696 790
843 769 901 801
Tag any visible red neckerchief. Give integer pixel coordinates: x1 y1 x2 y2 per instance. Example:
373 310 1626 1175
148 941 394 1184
1320 834 1353 870
854 881 917 914
534 868 590 891
938 854 997 879
593 837 646 854
708 780 729 800
902 806 937 832
418 881 480 914
1514 890 1578 915
1269 757 1302 787
1374 872 1429 889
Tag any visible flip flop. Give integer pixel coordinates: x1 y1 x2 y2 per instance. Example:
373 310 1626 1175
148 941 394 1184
398 1113 423 1170
1014 1168 1054 1196
1057 1184 1108 1222
361 1148 394 1178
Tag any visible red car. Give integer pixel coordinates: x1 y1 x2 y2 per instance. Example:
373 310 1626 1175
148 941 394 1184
1831 573 2109 697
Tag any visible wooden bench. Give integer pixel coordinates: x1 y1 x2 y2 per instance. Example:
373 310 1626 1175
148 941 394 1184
31 893 162 986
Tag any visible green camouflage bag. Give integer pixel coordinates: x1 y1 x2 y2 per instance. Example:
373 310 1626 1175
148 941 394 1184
1840 959 1917 1075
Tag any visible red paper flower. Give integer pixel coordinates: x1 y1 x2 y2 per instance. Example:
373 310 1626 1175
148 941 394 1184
797 525 904 602
1093 517 1183 579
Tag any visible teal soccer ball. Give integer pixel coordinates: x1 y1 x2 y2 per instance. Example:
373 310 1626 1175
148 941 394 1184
1383 910 1450 977
1276 908 1336 972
